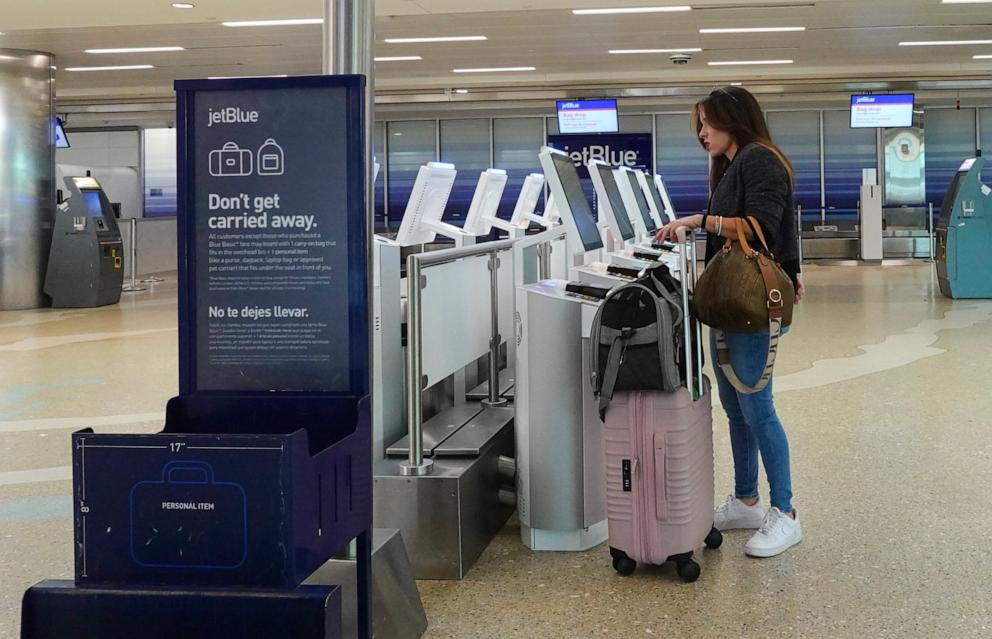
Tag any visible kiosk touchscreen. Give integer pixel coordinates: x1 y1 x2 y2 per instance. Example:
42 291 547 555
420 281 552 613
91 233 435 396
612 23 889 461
616 166 657 239
635 169 666 230
587 159 636 247
463 168 510 236
508 173 549 230
395 162 471 246
538 147 603 255
653 173 677 224
44 175 125 307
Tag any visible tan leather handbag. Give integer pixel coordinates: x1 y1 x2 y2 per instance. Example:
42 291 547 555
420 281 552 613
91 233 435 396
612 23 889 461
693 216 795 394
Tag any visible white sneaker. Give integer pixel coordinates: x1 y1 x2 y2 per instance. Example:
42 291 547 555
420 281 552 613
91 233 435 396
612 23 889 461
744 507 802 558
714 494 766 531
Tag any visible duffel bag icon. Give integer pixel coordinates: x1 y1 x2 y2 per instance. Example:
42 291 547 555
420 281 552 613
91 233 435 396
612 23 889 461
129 460 248 570
209 142 253 177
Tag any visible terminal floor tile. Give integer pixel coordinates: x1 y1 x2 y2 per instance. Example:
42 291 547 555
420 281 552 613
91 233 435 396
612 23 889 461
3 265 992 638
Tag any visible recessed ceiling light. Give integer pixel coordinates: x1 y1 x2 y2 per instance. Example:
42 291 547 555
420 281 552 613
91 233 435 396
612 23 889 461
900 39 992 46
974 54 992 59
374 56 423 62
573 6 692 14
707 59 793 66
171 2 195 8
700 27 805 33
384 36 487 44
452 66 536 73
730 82 743 86
66 65 155 72
86 47 185 54
222 18 322 27
609 48 703 54
454 89 469 94
207 74 289 79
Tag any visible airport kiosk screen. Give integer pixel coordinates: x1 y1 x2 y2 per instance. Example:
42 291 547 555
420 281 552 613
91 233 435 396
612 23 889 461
54 117 70 149
551 153 603 252
645 178 668 221
82 191 105 219
596 164 636 241
556 99 619 134
850 94 914 128
625 171 657 232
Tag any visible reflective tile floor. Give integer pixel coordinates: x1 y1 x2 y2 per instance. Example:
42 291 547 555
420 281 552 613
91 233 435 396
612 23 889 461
3 264 992 638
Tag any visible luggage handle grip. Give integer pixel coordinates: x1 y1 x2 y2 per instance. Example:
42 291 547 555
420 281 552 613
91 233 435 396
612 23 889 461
675 227 703 398
162 460 214 485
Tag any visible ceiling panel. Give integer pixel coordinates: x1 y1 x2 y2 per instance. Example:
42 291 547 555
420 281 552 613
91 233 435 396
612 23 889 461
0 0 989 102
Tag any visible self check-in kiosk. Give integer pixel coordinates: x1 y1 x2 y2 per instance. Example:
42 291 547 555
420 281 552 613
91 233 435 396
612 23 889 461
513 147 610 551
936 156 992 298
44 175 124 308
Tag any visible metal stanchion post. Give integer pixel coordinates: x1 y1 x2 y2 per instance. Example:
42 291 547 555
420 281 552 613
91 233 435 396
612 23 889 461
796 205 804 264
688 236 703 394
399 253 433 477
537 241 551 280
121 218 147 293
483 250 508 408
928 203 936 264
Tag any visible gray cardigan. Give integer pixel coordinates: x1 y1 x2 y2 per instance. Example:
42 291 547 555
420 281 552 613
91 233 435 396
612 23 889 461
703 143 801 283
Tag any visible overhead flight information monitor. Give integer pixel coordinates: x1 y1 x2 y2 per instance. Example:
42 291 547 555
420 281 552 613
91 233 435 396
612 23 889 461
850 94 914 128
539 147 604 253
556 99 619 134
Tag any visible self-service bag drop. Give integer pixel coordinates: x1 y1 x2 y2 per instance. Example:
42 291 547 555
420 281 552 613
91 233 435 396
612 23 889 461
589 242 721 582
692 215 795 394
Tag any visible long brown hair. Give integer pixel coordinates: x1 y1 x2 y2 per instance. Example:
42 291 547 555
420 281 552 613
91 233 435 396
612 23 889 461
692 86 794 192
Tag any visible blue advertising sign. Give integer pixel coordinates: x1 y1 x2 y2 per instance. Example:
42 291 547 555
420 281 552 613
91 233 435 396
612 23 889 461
177 77 368 394
547 133 653 179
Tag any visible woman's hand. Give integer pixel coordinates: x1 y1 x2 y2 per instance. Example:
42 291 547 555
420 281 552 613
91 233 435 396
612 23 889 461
795 275 806 302
654 214 702 244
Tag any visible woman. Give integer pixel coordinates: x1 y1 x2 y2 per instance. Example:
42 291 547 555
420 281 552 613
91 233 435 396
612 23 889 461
656 86 804 558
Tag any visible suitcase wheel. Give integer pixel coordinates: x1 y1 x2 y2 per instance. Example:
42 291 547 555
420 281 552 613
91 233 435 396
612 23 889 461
676 559 700 583
613 556 636 576
704 526 723 550
609 547 637 576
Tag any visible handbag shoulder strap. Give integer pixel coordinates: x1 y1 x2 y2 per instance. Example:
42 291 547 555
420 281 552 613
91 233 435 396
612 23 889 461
714 319 782 395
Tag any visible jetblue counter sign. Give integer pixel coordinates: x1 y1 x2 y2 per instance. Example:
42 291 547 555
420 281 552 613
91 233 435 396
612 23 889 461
547 132 653 179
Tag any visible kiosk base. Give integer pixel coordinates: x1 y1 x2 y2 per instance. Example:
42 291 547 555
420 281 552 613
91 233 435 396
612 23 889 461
21 580 342 639
374 413 514 580
305 528 427 639
521 519 609 552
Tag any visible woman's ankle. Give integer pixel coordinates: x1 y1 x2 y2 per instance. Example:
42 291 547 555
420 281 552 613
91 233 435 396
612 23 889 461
737 496 759 507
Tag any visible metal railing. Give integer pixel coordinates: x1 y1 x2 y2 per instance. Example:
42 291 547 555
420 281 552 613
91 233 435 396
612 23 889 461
399 237 517 477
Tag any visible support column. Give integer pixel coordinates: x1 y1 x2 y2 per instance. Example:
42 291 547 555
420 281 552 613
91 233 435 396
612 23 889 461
0 49 56 309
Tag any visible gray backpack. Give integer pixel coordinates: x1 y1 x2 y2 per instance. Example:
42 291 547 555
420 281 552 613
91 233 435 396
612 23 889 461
589 264 692 419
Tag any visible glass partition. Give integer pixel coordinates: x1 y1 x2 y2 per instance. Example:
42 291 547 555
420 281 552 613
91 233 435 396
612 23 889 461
439 119 491 224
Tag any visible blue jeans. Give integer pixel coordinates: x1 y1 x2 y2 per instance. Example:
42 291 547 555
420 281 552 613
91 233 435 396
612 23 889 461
710 329 794 514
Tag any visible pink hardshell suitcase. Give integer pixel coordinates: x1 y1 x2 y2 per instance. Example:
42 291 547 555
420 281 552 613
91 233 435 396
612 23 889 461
603 231 722 582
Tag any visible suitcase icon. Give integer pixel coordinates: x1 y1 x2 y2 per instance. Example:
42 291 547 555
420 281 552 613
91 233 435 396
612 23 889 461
209 142 253 177
129 461 248 569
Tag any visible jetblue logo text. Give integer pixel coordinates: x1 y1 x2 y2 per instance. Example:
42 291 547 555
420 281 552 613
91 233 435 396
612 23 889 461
566 145 638 168
208 107 260 127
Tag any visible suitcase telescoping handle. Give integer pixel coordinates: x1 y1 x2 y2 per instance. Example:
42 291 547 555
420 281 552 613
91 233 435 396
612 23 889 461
675 227 704 399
